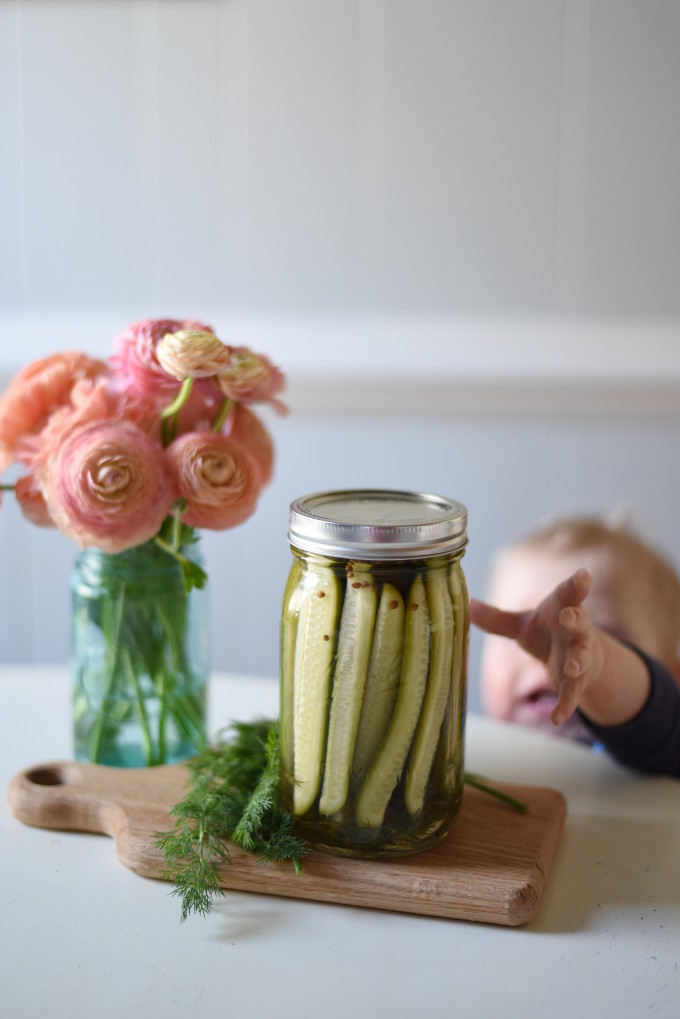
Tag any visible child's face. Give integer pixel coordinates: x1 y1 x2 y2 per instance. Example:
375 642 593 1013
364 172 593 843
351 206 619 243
479 545 665 740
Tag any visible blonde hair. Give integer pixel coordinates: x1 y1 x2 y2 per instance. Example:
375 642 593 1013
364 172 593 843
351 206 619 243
509 516 680 659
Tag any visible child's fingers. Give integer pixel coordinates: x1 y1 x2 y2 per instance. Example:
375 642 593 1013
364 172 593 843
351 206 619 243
541 569 592 625
551 624 596 725
469 598 523 639
551 666 588 725
557 568 592 607
558 603 590 634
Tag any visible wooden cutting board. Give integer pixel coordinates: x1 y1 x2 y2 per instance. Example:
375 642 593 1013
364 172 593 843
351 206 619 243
7 760 566 926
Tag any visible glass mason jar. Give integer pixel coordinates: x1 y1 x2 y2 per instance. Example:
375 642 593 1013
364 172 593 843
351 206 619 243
280 489 469 858
71 540 209 767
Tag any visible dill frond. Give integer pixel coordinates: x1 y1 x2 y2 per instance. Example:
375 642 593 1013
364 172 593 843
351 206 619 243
155 718 309 922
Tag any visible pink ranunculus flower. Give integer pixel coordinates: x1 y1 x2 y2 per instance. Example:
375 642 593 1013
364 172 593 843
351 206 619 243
15 473 55 527
0 351 107 473
222 403 274 485
216 347 286 413
109 318 215 401
166 431 262 530
156 330 232 381
41 419 175 553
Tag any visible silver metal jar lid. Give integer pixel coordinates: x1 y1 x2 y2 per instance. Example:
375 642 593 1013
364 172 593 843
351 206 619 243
288 489 467 561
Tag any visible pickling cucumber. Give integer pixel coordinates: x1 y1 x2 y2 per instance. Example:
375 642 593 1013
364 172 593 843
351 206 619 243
449 566 468 694
279 558 304 779
355 574 430 829
318 572 377 815
292 567 340 815
445 565 469 789
404 566 454 814
352 583 405 782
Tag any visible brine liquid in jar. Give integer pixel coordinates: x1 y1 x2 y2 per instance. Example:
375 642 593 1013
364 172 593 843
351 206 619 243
280 489 469 858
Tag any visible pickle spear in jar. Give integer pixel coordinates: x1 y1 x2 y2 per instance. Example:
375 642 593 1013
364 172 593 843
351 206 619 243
405 567 455 814
292 567 340 815
352 583 405 783
319 569 377 815
354 574 430 829
279 558 304 780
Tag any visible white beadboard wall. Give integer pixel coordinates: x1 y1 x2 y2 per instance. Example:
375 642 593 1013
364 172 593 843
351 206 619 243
2 1 680 713
2 0 680 319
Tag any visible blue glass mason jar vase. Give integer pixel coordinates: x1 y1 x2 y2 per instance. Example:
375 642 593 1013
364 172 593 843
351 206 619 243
71 540 209 767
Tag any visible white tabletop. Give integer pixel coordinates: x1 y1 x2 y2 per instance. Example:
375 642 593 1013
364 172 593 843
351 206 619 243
1 665 679 1019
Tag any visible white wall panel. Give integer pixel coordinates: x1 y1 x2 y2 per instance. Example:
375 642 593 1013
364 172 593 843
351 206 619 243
247 0 355 308
155 1 222 306
552 0 590 313
348 0 387 305
384 0 564 312
2 0 679 316
19 1 130 307
585 1 680 315
126 1 164 307
215 0 251 305
0 3 24 307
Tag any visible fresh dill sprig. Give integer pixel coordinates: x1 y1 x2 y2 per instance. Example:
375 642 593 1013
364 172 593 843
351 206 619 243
231 724 279 849
155 718 309 922
156 718 527 922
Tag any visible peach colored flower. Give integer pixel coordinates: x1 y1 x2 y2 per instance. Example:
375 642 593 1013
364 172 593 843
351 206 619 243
41 419 174 553
222 403 274 485
216 347 286 413
15 473 55 527
15 377 114 470
166 431 262 530
0 351 107 473
110 318 215 400
156 331 231 381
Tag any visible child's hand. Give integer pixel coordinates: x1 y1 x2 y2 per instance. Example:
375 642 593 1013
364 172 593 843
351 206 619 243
470 569 605 726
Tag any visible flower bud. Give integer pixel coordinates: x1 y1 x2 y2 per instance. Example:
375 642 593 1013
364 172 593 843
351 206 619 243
216 347 286 411
157 331 231 381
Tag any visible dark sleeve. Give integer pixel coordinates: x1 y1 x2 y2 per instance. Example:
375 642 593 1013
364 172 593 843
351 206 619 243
578 645 680 778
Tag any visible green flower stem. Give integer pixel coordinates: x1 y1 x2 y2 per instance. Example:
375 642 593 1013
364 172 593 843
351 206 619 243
154 535 208 593
171 693 206 741
211 397 234 433
161 377 194 419
89 586 126 764
157 666 168 766
154 534 178 559
161 377 194 445
169 505 184 550
124 648 155 766
154 605 181 767
155 598 184 759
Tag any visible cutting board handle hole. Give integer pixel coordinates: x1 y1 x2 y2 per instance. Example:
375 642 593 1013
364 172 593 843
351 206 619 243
26 766 70 787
